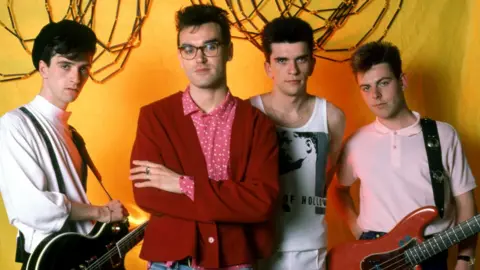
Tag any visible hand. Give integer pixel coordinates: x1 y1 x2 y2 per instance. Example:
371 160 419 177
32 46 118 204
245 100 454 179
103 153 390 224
99 199 129 223
130 160 182 194
455 259 474 270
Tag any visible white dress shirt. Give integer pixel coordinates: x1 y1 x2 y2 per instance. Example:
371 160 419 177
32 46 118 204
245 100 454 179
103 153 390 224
0 95 93 253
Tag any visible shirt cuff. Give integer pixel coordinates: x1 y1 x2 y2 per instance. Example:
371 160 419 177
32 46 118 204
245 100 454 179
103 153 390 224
179 175 195 201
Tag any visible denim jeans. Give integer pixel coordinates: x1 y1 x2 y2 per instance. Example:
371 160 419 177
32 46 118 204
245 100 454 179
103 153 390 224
359 231 448 270
149 262 253 270
149 262 195 270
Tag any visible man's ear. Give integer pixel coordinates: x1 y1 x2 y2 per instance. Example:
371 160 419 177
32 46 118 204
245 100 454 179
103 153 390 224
178 50 185 70
306 138 313 153
227 42 233 61
400 73 407 91
38 60 49 79
264 60 273 79
308 56 316 76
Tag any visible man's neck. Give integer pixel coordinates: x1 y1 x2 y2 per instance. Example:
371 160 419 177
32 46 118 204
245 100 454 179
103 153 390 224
39 87 68 111
267 89 310 114
378 108 417 130
189 84 228 113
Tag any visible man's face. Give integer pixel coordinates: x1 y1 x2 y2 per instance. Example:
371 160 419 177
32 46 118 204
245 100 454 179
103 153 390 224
265 41 315 96
356 63 407 120
39 53 92 109
278 131 312 163
177 22 232 90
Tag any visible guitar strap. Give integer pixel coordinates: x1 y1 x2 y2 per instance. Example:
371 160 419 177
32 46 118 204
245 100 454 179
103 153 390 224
420 118 446 218
15 107 110 263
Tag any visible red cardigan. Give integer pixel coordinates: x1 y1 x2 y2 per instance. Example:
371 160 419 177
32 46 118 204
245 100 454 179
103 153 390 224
130 92 280 268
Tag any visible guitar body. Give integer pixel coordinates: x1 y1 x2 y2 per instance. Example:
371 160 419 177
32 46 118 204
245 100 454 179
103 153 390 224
26 221 129 270
327 206 438 270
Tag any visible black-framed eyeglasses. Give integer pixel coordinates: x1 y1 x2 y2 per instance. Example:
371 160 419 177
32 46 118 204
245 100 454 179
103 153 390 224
178 42 224 60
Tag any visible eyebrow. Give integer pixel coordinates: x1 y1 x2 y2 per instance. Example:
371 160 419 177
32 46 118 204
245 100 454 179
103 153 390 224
57 60 91 68
180 39 221 47
274 54 310 61
359 76 392 87
203 39 220 44
295 54 310 59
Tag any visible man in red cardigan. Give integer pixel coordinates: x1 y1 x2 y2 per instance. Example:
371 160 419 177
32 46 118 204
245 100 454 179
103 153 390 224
129 4 280 270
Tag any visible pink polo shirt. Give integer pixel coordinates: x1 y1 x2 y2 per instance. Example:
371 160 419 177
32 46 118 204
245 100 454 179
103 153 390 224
337 112 476 235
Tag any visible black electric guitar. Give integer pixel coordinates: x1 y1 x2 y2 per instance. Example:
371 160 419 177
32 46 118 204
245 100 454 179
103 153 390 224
25 220 148 270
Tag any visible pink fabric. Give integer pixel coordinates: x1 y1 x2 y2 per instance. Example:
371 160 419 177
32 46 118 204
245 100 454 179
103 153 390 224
168 87 248 269
179 175 195 200
338 112 477 236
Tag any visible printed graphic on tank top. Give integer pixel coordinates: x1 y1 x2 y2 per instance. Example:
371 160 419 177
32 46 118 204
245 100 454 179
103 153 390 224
250 95 329 251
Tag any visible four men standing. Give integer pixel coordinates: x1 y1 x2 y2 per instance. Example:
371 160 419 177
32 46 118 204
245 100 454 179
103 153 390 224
0 3 476 270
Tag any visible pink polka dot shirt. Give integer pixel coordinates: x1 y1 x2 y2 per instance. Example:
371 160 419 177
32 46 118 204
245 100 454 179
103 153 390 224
166 88 249 270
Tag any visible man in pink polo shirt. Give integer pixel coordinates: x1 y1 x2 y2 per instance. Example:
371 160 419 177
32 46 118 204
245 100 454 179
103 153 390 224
330 41 477 270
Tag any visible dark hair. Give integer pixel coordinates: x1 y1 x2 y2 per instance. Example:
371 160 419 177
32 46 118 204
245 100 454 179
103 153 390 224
32 20 97 70
175 4 231 46
350 41 402 79
261 17 314 62
277 131 318 152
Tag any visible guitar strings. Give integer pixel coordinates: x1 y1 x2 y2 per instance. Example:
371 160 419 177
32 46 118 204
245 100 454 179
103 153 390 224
367 221 480 270
86 220 477 269
85 226 146 269
86 228 144 269
367 253 408 270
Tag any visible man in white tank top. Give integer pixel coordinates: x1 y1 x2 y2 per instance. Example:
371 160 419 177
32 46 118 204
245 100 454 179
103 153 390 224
330 41 477 270
250 17 346 270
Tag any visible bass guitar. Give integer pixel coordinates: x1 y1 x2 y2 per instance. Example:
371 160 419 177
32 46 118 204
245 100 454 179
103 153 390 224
327 206 479 269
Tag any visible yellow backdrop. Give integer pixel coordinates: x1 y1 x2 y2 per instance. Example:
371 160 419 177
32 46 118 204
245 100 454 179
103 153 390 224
0 0 478 269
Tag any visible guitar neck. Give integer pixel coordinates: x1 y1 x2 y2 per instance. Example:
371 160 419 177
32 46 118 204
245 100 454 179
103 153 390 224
405 214 480 265
117 221 149 257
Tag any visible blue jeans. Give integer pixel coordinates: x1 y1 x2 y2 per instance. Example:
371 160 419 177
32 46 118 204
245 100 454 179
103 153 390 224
149 262 253 270
359 231 448 270
149 262 194 270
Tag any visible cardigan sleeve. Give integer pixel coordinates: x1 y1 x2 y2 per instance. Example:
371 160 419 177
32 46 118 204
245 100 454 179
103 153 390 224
130 105 199 220
192 113 280 223
131 103 280 223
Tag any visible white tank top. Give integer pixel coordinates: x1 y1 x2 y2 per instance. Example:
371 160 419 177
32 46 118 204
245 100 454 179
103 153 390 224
250 95 329 251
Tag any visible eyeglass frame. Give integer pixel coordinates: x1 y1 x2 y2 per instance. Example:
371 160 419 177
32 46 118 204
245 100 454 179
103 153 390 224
177 40 227 60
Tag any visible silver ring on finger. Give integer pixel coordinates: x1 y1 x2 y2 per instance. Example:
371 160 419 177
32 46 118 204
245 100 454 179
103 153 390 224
146 166 151 175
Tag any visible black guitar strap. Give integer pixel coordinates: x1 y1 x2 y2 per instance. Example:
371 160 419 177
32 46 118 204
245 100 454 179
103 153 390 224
15 107 77 262
420 118 446 218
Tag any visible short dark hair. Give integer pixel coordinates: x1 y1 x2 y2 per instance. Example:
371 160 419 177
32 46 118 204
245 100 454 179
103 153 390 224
350 41 402 79
175 4 231 46
261 17 314 62
32 20 97 70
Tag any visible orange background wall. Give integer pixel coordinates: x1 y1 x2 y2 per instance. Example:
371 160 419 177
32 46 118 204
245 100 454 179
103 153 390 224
0 0 479 269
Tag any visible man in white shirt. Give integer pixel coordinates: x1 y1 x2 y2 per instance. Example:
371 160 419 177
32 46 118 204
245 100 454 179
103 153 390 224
330 41 477 270
0 20 128 270
250 17 345 270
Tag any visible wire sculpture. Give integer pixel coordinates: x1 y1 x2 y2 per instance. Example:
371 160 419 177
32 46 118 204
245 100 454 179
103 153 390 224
0 0 152 83
190 0 403 62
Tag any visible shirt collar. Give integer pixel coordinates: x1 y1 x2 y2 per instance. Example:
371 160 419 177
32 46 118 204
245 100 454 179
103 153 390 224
374 111 422 136
182 86 236 118
31 95 72 125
